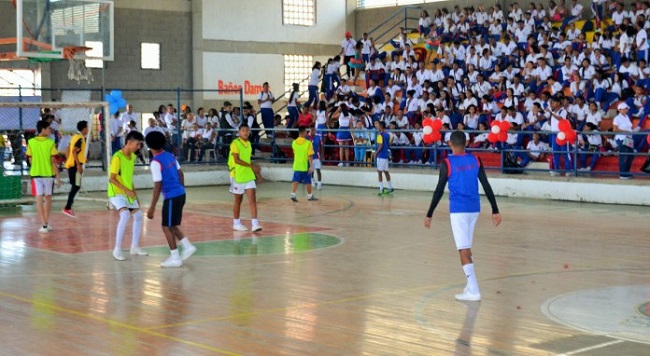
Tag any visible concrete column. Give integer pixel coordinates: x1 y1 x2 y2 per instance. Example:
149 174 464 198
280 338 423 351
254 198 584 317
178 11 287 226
192 0 204 108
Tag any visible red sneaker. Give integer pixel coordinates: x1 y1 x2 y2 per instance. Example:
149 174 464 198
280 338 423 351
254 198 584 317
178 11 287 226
62 208 76 218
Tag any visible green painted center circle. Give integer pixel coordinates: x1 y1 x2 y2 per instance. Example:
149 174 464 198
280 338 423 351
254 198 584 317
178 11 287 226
143 233 341 256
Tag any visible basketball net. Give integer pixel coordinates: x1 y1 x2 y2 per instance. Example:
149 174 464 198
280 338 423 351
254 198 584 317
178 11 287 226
64 46 94 84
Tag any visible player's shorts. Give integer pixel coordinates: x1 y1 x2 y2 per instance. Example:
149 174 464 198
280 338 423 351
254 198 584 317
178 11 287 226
162 194 185 227
449 212 480 250
31 177 54 196
376 158 389 172
292 171 312 184
109 195 140 211
312 159 322 170
230 179 256 195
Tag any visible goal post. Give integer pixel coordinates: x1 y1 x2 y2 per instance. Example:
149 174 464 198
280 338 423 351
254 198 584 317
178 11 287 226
0 101 109 205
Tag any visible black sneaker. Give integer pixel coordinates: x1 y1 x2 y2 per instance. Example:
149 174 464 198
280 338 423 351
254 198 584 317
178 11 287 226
307 196 318 201
291 196 298 202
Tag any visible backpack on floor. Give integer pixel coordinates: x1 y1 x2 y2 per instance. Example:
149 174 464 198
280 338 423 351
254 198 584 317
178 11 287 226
503 152 523 174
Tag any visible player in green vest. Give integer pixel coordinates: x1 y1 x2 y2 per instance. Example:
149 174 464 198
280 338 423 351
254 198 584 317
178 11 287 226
229 124 263 232
108 131 148 261
26 120 61 233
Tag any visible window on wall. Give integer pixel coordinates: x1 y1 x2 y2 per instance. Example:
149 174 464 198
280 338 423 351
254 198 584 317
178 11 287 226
141 43 161 70
283 0 316 26
0 69 40 96
84 41 103 69
284 55 313 94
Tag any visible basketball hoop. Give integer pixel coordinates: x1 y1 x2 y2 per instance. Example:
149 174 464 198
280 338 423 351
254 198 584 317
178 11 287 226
64 46 94 84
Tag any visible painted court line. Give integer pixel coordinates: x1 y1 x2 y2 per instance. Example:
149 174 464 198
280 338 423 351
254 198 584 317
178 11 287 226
556 339 625 355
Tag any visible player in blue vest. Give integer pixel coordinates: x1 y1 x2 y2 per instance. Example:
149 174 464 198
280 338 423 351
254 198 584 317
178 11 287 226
424 131 502 301
145 131 197 268
309 125 323 190
373 121 393 195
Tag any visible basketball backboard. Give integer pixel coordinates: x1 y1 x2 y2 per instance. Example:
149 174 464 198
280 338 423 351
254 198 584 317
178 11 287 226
16 0 114 61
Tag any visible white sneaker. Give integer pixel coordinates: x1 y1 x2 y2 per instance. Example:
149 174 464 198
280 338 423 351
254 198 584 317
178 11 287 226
130 247 149 256
160 256 182 268
112 250 126 261
549 171 560 177
565 172 574 177
38 227 49 234
584 167 591 171
233 223 248 231
454 290 481 301
337 163 344 167
181 244 197 261
317 183 322 190
251 224 263 232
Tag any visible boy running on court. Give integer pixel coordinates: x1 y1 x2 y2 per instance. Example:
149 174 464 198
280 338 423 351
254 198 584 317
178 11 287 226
107 131 148 261
26 120 61 233
145 131 197 267
424 131 501 301
229 123 263 232
290 126 317 202
373 121 393 195
309 125 323 190
62 120 88 218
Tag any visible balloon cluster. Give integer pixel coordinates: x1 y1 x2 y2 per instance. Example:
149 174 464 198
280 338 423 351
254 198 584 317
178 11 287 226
555 119 577 145
647 133 650 145
105 90 127 115
422 118 443 144
488 120 511 143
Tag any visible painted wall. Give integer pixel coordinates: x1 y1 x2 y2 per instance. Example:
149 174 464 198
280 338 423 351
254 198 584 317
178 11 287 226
202 0 348 45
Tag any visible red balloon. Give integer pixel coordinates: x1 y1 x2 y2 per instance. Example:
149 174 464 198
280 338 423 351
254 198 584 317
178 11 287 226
431 119 443 130
498 131 508 142
565 129 577 142
423 118 434 128
499 120 511 132
488 132 498 143
558 119 571 132
647 134 650 144
556 136 567 146
423 134 435 144
432 131 442 142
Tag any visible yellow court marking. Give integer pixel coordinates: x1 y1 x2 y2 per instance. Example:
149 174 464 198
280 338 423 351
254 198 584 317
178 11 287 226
0 290 241 356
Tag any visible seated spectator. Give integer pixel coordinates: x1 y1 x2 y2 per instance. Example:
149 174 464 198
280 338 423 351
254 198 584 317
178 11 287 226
578 123 602 171
518 133 549 167
353 120 371 166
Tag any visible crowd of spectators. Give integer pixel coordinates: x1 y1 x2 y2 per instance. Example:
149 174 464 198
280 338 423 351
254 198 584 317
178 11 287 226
299 0 650 178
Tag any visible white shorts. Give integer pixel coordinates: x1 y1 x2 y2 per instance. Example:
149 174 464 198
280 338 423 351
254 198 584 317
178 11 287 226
313 159 322 170
376 158 389 172
450 213 480 250
230 180 256 195
31 178 54 196
109 195 140 211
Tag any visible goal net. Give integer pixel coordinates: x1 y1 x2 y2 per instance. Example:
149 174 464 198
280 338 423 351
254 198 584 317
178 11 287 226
0 101 109 206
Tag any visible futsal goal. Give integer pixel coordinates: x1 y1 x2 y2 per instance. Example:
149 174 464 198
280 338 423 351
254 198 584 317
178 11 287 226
0 101 110 206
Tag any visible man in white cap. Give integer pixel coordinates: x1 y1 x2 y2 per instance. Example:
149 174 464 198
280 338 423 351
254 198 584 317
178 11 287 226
612 102 634 179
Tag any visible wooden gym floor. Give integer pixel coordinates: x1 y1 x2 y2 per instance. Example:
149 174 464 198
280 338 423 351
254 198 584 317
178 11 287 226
0 182 648 355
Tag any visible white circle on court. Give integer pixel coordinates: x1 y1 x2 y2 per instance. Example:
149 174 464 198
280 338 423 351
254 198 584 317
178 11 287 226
541 285 650 344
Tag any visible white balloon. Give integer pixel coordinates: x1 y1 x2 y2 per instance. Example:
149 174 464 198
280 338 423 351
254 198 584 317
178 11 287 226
491 125 501 134
557 131 566 140
423 126 433 135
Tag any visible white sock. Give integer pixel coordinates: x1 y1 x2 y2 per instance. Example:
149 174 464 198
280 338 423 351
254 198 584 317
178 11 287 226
379 181 384 191
387 181 393 190
291 192 296 197
252 219 259 226
463 263 480 295
170 249 180 259
115 210 130 252
307 193 313 198
179 237 192 248
234 219 241 225
131 210 143 248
